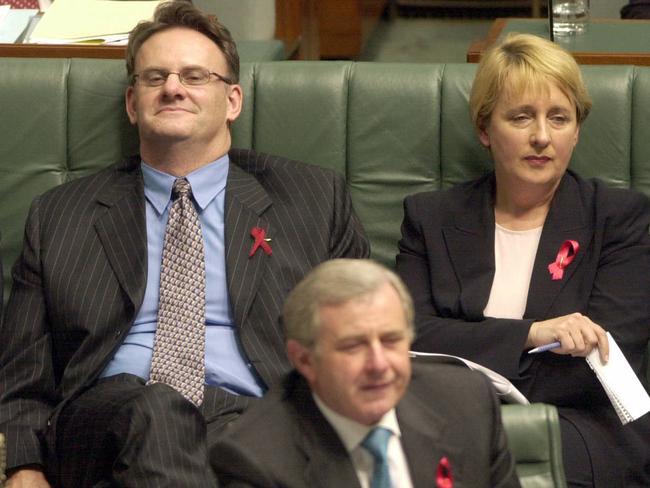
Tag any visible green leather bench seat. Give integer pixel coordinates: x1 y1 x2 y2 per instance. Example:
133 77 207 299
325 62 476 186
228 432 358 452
2 58 650 487
1 59 649 287
501 404 566 488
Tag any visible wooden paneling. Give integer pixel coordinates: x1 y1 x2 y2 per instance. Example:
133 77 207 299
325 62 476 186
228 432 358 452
396 0 542 17
1 1 385 61
275 0 320 59
1 2 320 61
0 43 125 58
319 0 389 59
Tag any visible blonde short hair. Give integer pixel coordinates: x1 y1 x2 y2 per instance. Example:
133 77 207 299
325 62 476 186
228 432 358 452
469 33 592 132
282 259 414 349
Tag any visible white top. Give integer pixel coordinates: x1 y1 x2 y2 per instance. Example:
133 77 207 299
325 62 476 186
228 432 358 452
313 394 414 488
483 223 543 320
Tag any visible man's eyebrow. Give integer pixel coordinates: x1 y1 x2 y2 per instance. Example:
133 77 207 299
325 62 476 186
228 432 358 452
139 65 166 71
335 333 366 344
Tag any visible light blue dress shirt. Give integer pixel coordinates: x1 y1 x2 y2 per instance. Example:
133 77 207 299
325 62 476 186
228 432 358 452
101 156 264 397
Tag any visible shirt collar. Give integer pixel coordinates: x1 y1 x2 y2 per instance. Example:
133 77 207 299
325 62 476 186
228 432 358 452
141 153 230 215
313 393 401 454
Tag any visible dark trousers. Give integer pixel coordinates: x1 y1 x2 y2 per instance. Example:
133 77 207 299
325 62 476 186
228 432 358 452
48 374 253 488
559 416 594 488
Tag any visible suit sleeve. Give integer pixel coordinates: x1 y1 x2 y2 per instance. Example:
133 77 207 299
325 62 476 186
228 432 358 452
0 196 56 470
396 193 533 379
212 439 277 488
585 189 650 382
328 171 370 259
1 230 4 313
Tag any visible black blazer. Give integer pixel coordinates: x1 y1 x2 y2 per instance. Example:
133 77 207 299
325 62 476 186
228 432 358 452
211 361 520 488
0 149 369 471
397 170 650 486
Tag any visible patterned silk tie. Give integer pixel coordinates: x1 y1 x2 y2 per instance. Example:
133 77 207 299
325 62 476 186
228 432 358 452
148 178 206 406
362 427 393 488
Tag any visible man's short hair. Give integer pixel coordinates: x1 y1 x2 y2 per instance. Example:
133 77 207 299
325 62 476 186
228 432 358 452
282 259 415 349
126 0 240 84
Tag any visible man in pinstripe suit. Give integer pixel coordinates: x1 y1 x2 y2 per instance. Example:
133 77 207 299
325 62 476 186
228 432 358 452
0 2 368 488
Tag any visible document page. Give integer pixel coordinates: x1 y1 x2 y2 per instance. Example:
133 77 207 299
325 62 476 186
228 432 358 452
0 5 9 27
0 7 39 43
409 351 529 404
586 332 650 424
30 0 160 43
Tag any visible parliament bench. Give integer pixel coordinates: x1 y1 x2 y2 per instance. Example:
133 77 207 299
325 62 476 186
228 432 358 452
2 58 650 487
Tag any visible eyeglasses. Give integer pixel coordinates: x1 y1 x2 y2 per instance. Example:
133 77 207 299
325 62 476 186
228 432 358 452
132 67 234 87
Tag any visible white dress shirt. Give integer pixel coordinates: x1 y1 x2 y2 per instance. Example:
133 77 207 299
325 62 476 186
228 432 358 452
314 394 414 488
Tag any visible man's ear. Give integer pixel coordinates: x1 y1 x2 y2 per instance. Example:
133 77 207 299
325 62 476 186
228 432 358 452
286 339 316 385
125 86 138 125
226 83 243 123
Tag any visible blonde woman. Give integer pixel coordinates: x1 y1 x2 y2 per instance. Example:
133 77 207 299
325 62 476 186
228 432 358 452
398 33 650 487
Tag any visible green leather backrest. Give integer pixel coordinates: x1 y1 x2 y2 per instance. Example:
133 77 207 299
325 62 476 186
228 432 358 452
501 404 567 488
3 57 650 486
1 58 650 298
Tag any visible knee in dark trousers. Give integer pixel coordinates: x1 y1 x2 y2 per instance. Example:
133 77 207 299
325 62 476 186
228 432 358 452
53 374 217 488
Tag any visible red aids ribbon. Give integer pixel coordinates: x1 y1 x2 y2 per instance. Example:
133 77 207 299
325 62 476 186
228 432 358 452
548 239 579 280
436 456 454 488
248 227 272 257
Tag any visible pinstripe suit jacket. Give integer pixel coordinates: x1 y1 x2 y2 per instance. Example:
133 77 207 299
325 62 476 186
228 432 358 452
0 148 369 471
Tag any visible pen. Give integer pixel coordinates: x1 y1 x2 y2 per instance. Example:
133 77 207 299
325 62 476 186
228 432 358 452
528 341 562 354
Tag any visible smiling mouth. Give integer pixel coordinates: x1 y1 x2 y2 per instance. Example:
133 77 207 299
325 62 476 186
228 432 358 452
157 107 190 114
361 381 392 392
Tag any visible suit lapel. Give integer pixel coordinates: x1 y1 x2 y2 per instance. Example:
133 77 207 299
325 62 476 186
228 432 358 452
224 158 273 330
442 176 496 319
525 173 592 318
397 386 460 487
94 157 147 310
303 440 361 488
287 375 361 488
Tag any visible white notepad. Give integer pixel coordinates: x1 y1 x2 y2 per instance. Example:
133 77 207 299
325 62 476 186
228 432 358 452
586 332 650 425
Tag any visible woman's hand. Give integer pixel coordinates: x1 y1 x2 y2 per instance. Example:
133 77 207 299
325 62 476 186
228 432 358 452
527 313 609 362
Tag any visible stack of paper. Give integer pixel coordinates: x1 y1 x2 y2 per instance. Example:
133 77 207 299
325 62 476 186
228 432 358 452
586 332 650 425
0 6 39 43
0 5 8 27
29 0 161 44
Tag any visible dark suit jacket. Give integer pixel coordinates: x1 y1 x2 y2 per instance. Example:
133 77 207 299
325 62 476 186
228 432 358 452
0 234 3 317
0 148 369 471
211 361 520 488
396 170 650 486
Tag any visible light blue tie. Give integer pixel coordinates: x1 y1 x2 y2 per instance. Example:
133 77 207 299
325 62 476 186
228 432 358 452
361 427 393 488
